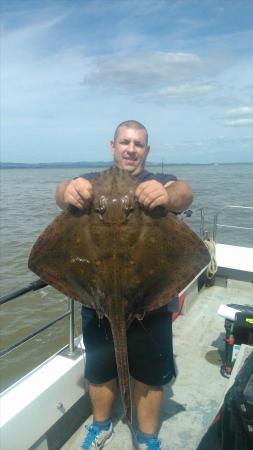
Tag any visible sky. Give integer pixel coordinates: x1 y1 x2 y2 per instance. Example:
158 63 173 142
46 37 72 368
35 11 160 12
1 0 253 164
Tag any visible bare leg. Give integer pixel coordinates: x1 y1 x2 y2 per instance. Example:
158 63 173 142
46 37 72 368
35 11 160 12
134 380 163 434
88 379 117 421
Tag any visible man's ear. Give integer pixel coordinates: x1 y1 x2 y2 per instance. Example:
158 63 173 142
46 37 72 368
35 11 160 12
110 140 115 156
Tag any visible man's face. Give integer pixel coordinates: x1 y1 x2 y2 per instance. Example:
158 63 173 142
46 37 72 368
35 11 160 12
111 126 150 176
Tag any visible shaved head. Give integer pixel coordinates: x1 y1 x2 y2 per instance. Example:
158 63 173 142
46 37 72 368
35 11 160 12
114 120 148 143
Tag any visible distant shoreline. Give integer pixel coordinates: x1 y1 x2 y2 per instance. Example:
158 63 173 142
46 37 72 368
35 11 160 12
1 161 252 169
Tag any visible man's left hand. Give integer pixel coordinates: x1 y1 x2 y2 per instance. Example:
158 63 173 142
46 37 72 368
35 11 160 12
135 180 169 209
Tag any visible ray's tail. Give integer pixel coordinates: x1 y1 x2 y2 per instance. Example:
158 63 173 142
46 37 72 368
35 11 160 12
109 317 132 423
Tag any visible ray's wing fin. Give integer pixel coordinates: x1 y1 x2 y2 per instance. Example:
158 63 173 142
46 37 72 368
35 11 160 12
123 212 211 315
28 210 99 308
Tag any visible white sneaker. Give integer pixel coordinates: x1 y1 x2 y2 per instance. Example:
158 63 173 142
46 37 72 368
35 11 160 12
80 422 113 449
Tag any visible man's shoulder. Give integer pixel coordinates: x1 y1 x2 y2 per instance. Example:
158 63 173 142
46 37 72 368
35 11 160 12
78 171 98 180
137 170 177 184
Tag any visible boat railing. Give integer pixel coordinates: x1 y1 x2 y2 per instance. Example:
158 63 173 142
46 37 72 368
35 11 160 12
0 279 77 359
182 205 253 242
181 207 208 239
213 205 253 241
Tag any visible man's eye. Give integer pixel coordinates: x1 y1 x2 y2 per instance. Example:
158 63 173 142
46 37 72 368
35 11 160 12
135 142 145 148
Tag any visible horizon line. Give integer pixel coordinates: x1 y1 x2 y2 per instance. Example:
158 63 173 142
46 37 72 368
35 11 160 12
1 161 253 167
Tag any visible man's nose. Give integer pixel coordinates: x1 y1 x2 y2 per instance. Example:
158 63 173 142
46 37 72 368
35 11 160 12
127 141 135 152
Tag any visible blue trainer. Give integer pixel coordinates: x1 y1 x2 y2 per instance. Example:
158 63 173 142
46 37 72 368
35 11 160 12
137 435 162 450
80 422 113 449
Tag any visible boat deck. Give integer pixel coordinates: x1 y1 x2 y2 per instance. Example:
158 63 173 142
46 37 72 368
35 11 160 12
61 278 253 450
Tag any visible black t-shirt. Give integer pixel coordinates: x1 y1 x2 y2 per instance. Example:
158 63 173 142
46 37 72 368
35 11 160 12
80 168 177 185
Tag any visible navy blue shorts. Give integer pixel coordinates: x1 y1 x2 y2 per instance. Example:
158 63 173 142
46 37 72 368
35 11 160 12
81 306 176 386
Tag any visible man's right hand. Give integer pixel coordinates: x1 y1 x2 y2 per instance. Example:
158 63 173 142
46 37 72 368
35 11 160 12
56 177 93 210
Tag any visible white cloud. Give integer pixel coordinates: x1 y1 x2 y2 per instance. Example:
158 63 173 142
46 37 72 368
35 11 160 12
81 51 229 105
226 106 253 117
223 105 253 127
143 82 215 103
84 51 205 92
224 118 253 127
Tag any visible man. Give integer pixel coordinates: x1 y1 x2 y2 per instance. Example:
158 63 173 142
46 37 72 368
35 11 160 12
56 120 193 450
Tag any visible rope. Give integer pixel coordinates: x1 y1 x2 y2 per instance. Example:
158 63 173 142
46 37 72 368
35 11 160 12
204 238 218 279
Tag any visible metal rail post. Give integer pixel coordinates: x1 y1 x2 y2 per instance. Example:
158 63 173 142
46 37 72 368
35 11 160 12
213 212 218 241
68 298 75 354
199 208 205 238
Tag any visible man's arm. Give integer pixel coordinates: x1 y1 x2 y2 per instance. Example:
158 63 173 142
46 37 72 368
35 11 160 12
56 177 93 210
135 180 193 212
164 180 193 212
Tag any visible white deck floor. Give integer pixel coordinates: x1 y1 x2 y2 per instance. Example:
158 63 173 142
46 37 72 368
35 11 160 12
61 278 253 450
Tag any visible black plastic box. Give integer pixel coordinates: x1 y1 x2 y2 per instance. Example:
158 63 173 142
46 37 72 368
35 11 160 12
222 304 253 375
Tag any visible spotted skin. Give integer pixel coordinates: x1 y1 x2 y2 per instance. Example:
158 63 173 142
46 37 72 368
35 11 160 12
28 167 210 422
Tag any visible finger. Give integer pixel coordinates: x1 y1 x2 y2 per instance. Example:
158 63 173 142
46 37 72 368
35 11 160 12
69 181 93 202
136 181 164 199
136 185 157 201
66 193 85 209
135 181 157 197
138 194 156 209
148 194 168 209
137 187 164 206
76 188 93 202
71 179 93 201
142 189 169 209
135 182 148 197
65 186 86 207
